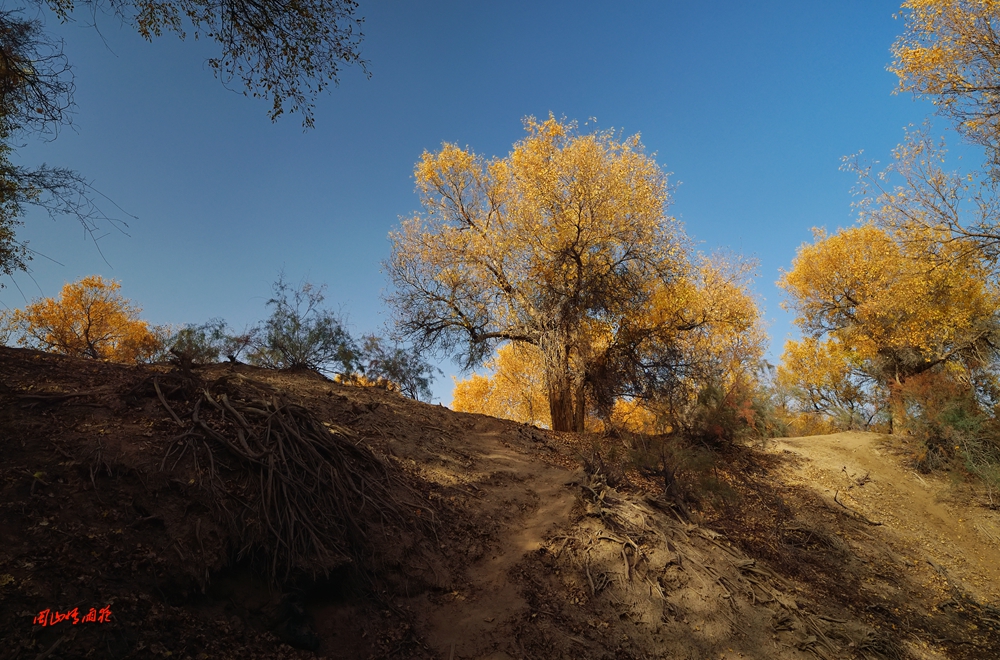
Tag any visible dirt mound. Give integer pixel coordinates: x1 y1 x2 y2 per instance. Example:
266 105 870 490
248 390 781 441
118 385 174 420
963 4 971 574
1 347 998 659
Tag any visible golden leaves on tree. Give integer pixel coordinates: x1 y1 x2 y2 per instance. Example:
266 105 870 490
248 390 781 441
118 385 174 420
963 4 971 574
777 223 1000 427
891 0 1000 162
2 275 163 363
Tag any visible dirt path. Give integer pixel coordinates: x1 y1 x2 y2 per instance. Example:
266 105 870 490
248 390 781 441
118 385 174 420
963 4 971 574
379 421 1000 660
398 423 582 660
769 432 1000 604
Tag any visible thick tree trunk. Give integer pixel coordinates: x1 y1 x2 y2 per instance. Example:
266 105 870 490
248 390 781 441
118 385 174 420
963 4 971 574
548 380 576 432
542 334 588 433
573 381 587 432
546 374 588 432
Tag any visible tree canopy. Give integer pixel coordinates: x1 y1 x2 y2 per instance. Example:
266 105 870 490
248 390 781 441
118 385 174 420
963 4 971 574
388 117 767 432
2 274 164 362
780 224 999 381
387 116 710 432
777 223 1000 427
451 342 553 428
892 0 1000 169
41 0 367 127
451 257 766 436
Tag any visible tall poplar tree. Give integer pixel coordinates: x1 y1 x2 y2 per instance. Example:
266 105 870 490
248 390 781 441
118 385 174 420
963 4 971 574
387 116 733 432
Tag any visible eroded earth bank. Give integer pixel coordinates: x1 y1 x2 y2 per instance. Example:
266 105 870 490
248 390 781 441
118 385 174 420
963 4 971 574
1 347 998 659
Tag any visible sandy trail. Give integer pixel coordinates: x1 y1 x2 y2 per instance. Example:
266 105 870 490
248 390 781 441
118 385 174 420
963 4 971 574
398 423 582 660
769 432 1000 603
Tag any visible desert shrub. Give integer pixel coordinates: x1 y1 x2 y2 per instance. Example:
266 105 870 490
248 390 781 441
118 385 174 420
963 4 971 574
0 308 15 345
958 433 1000 507
248 274 359 377
333 336 441 402
629 431 734 515
231 274 440 399
683 376 788 447
169 318 259 364
893 370 980 469
354 334 440 402
892 369 1000 503
169 318 228 364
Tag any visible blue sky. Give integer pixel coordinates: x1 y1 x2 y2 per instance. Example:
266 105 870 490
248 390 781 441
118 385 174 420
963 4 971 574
2 1 947 403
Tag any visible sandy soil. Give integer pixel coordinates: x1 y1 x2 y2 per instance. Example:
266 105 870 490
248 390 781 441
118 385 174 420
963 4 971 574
1 347 998 659
769 433 1000 604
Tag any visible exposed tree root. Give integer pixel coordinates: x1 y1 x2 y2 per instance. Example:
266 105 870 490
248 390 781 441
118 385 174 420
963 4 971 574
153 378 434 585
548 471 896 659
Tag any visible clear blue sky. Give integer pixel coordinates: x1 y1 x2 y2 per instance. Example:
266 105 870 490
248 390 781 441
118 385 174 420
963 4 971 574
2 1 947 404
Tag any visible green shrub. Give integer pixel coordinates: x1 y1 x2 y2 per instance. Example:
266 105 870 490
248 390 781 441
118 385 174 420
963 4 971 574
168 318 259 364
684 375 789 447
248 274 359 377
356 334 440 402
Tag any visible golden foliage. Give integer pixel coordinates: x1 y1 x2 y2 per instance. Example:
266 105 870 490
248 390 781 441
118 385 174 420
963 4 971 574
775 336 870 429
451 255 767 435
389 115 695 431
333 373 401 393
779 224 998 382
777 223 1000 429
451 343 551 428
891 0 1000 158
450 345 667 434
680 258 767 391
606 397 663 434
3 275 163 363
845 125 1000 274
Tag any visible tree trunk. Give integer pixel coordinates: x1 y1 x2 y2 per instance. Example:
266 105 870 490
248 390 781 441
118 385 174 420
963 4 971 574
547 376 588 432
548 379 576 432
542 334 587 433
573 381 587 432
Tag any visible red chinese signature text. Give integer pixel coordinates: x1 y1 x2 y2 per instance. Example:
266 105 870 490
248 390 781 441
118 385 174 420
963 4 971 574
32 606 112 626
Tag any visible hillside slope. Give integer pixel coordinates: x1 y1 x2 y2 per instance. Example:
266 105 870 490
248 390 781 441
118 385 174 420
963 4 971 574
762 433 1000 652
1 347 997 659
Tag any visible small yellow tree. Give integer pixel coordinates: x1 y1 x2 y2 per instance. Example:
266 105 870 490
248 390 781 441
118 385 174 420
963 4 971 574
452 342 551 428
776 336 872 429
5 275 163 363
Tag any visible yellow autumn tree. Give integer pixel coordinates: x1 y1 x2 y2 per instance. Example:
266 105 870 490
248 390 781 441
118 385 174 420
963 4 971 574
451 254 767 435
652 257 770 441
775 336 872 430
451 342 551 428
780 225 998 383
387 115 699 432
891 0 1000 165
4 275 164 363
778 224 1000 426
676 257 767 391
452 344 663 432
844 125 1000 278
